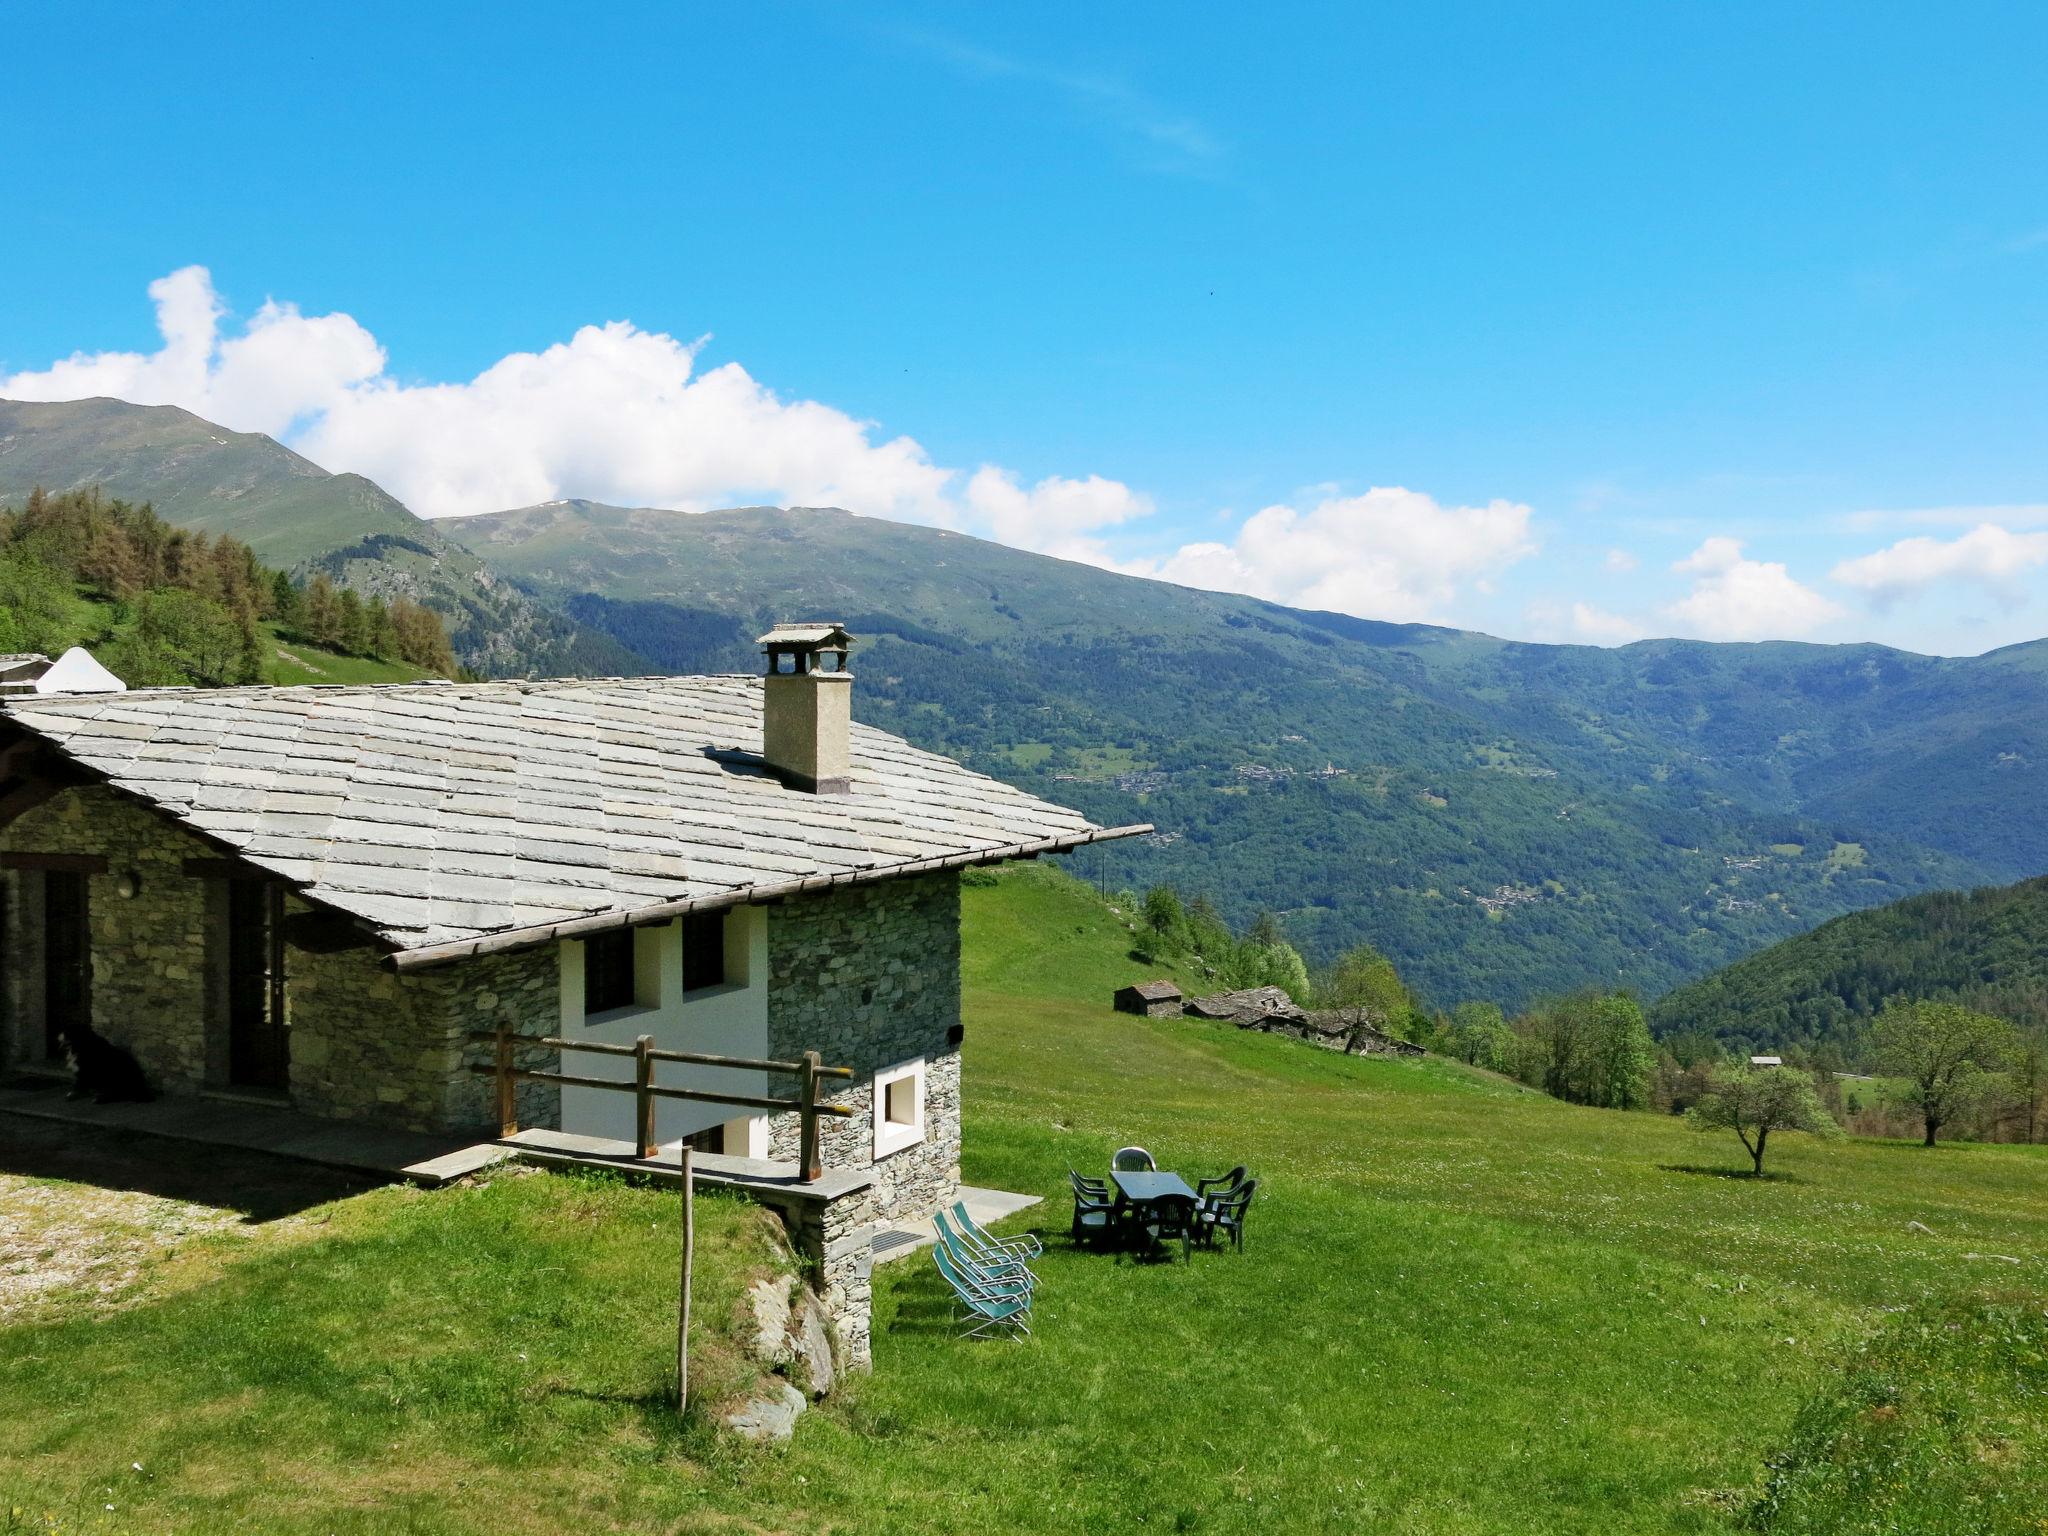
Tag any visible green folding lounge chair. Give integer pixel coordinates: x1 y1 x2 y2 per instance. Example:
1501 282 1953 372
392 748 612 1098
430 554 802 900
952 1200 1043 1260
933 1243 1032 1339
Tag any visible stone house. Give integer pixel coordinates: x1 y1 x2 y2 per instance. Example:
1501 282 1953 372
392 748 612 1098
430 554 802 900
0 624 1141 1230
1113 979 1183 1018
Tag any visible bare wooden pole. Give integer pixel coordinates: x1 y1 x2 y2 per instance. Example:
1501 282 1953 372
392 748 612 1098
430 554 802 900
798 1049 823 1182
677 1145 694 1414
634 1033 657 1159
494 1021 516 1137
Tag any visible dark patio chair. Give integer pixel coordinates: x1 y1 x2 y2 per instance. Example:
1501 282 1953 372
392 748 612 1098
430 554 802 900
1140 1191 1196 1262
1195 1178 1257 1252
1069 1169 1118 1248
1111 1145 1156 1172
1195 1165 1248 1207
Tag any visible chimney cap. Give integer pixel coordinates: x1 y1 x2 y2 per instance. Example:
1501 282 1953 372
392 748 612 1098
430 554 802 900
758 622 854 650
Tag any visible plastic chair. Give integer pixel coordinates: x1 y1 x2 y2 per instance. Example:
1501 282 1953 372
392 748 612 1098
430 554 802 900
1196 1177 1258 1252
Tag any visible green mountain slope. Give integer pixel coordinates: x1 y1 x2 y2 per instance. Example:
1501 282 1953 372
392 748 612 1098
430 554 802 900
1650 873 2048 1062
0 398 641 677
444 499 2030 1009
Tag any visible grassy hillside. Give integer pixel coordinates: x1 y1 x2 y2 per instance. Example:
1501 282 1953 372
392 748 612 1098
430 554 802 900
445 498 2029 1009
3 862 2041 1533
0 399 642 678
1652 873 2048 1061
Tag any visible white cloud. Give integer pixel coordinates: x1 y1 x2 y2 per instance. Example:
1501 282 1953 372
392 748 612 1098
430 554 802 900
1135 487 1537 623
1 266 386 436
962 466 1152 563
1662 538 1843 641
1830 523 2048 607
0 266 1102 537
3 268 1542 632
1571 602 1647 644
1603 548 1639 574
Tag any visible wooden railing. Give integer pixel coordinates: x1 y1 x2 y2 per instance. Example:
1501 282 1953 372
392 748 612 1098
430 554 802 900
472 1026 856 1180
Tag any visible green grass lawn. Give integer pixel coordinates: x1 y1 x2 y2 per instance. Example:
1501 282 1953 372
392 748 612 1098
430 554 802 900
1 864 2043 1534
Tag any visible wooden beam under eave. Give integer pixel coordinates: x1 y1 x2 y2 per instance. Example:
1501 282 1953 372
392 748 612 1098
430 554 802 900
182 856 275 881
0 852 109 874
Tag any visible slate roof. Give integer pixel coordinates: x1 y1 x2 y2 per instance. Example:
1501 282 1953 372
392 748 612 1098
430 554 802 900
2 676 1143 958
1119 980 1183 1001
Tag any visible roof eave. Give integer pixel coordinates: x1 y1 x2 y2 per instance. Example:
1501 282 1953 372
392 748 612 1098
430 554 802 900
384 822 1154 973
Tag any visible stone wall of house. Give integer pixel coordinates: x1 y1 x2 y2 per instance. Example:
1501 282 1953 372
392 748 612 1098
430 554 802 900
764 872 963 1224
288 924 559 1133
441 945 562 1131
0 786 212 1089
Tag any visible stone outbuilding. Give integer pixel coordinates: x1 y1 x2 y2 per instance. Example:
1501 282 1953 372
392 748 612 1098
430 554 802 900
1113 979 1183 1018
0 624 1145 1242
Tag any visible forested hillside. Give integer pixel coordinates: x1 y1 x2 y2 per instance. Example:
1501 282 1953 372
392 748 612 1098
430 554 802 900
0 398 641 677
1650 874 2048 1063
447 498 2036 1009
0 487 448 687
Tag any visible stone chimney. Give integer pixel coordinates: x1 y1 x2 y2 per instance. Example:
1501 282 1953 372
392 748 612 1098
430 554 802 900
758 623 854 794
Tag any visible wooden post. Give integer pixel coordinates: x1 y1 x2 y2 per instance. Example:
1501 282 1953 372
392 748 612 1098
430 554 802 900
677 1144 694 1414
634 1033 657 1160
798 1049 823 1182
494 1022 517 1137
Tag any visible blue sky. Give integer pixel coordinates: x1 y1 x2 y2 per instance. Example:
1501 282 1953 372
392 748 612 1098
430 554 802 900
5 2 2047 654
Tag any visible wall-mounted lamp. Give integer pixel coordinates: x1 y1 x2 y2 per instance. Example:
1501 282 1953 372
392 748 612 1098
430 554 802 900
114 871 141 899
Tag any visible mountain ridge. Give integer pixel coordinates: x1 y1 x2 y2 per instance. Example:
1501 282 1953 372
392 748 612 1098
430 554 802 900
0 398 642 677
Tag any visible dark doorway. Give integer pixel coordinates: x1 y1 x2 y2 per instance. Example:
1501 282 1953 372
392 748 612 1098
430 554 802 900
43 870 91 1062
227 880 288 1091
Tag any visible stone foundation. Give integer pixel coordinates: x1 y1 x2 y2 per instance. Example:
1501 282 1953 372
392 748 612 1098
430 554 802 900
723 1173 879 1371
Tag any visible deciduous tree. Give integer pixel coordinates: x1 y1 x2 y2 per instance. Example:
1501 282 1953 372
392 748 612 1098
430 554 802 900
1688 1065 1842 1175
1872 1001 2019 1147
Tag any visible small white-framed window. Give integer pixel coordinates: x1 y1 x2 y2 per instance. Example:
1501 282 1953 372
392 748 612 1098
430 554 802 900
871 1057 926 1161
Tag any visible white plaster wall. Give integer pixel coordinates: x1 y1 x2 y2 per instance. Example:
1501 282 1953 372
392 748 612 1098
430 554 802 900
556 909 770 1146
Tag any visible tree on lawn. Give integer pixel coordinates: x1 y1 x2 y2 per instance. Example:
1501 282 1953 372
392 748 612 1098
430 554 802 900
1688 1065 1841 1175
1872 1001 2019 1147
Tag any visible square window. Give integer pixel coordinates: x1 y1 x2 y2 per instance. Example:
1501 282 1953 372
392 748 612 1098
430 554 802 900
872 1058 925 1161
583 929 636 1016
885 1073 917 1126
682 912 726 992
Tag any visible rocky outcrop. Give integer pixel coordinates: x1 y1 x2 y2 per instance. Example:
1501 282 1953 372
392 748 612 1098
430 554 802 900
725 1247 841 1443
725 1381 807 1444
